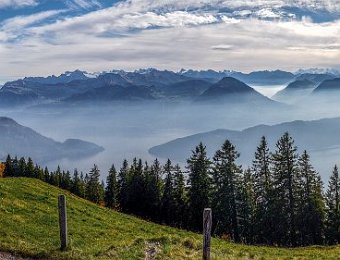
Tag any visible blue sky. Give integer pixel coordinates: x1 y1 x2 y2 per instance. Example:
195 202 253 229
0 0 340 83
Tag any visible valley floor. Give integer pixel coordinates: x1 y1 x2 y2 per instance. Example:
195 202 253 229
0 178 339 259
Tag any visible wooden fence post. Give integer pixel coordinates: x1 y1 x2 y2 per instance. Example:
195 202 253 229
58 195 68 251
203 208 212 260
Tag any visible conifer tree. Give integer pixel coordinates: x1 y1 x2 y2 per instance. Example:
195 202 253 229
252 136 274 244
212 140 242 242
325 165 340 244
271 132 299 246
61 171 71 190
71 169 82 196
127 158 145 216
173 164 187 227
52 166 62 187
161 159 176 225
105 164 119 209
12 156 18 176
4 155 14 177
86 164 103 204
25 157 35 177
297 151 325 245
33 164 43 180
118 159 130 212
187 142 212 231
239 168 256 243
44 167 50 183
144 159 162 221
79 172 86 198
18 157 26 177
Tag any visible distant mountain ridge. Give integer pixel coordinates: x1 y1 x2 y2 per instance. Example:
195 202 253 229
313 78 340 93
0 68 338 107
24 70 92 85
180 69 295 85
149 117 340 173
0 117 104 163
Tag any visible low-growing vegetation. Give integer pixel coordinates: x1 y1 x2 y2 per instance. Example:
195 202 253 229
0 178 339 259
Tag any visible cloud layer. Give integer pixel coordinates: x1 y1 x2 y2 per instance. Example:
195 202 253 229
0 0 339 82
0 0 37 9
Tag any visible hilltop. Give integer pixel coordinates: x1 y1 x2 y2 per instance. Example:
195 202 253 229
0 177 339 259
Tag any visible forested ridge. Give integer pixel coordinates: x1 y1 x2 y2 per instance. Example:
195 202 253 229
2 132 339 247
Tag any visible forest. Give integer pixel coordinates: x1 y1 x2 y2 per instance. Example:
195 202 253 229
2 132 339 247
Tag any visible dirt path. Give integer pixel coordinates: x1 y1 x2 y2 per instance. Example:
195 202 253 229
144 241 160 260
0 252 32 260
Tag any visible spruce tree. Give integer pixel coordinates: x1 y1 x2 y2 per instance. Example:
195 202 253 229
325 165 340 244
118 159 130 212
105 164 119 209
34 164 43 180
12 156 18 176
43 167 50 183
144 159 162 221
297 151 325 245
25 157 35 177
212 140 242 242
4 155 14 177
79 172 86 198
52 166 62 187
187 142 212 231
127 158 145 216
271 132 299 246
86 164 103 204
18 157 26 177
173 164 187 227
239 168 256 243
161 159 176 225
252 136 274 244
61 171 71 190
71 169 82 196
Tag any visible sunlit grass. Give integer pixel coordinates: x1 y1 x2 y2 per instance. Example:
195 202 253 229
0 178 339 259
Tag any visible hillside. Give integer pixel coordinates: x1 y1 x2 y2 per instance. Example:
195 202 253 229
313 78 340 93
195 77 275 105
273 79 316 104
149 117 340 180
0 117 103 163
0 178 339 259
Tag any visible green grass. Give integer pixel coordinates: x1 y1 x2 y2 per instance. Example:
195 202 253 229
0 178 339 259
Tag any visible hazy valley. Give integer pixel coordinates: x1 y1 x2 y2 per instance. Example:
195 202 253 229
1 68 340 181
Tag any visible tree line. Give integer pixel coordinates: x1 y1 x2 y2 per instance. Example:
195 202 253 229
2 132 339 247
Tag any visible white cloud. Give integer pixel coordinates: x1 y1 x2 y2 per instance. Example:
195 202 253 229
1 17 339 79
66 0 102 10
0 0 340 80
0 0 37 9
0 10 64 41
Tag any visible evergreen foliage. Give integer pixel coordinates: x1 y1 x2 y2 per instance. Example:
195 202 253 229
104 165 119 209
187 142 212 231
326 165 340 244
86 165 104 204
2 132 339 246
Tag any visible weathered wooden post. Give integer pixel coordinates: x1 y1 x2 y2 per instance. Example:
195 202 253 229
203 208 212 260
58 195 68 251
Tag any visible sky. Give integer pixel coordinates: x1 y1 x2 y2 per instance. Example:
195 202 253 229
0 0 340 83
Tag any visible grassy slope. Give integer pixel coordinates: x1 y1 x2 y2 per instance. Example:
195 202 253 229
0 178 339 259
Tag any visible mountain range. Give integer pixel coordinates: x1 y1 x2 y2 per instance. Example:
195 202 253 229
0 68 339 107
149 117 340 172
0 117 104 163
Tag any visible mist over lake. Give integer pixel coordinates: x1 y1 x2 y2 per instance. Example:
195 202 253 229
2 87 340 182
